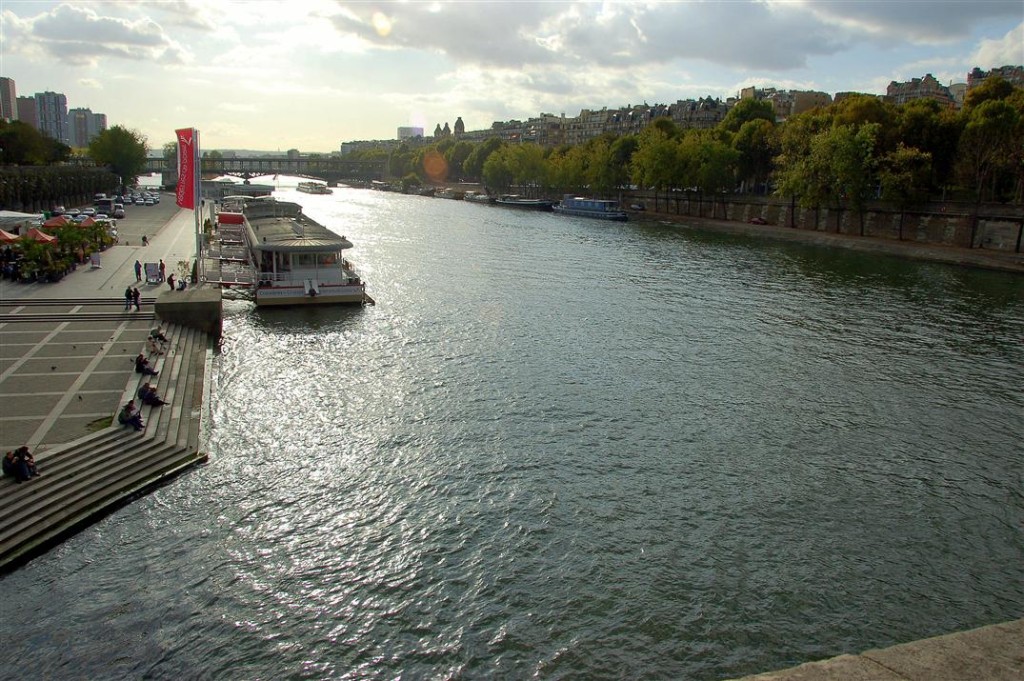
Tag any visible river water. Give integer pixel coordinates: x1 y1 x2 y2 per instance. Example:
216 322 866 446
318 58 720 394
2 183 1022 680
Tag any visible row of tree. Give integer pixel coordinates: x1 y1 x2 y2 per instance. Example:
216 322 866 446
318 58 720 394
348 77 1023 210
0 120 148 186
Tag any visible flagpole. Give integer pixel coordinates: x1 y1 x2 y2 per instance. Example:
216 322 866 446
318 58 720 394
194 128 203 284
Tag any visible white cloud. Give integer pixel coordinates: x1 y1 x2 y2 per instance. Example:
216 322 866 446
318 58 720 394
1 3 192 66
972 22 1024 68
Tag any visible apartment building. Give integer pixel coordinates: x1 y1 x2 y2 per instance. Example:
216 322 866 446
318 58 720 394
885 73 955 108
35 91 71 144
0 77 16 121
69 107 107 147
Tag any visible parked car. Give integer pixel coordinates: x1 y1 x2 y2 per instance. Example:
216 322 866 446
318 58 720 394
113 204 125 219
81 207 96 216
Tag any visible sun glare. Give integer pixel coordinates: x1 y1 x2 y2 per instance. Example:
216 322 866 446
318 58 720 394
371 12 392 37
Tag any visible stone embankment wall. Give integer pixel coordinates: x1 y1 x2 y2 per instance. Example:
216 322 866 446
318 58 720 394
627 193 1024 254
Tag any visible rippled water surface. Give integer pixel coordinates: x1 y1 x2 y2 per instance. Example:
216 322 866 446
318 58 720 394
2 186 1023 680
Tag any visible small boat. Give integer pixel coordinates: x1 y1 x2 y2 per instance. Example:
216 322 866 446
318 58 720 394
494 195 554 211
297 181 332 195
553 195 628 221
463 191 495 205
220 196 370 307
435 188 465 200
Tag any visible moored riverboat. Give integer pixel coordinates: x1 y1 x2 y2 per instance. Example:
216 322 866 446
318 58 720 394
494 195 554 211
296 181 332 195
435 188 465 200
220 196 370 307
464 191 495 205
553 195 628 221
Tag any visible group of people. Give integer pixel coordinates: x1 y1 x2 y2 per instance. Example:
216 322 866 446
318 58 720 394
123 286 142 311
131 259 188 291
3 446 40 483
121 328 171 432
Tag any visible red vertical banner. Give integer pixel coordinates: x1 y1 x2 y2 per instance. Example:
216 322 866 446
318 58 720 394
175 127 195 209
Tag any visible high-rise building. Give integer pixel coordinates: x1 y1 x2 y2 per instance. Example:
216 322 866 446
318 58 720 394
397 126 424 140
69 107 107 147
35 91 70 144
0 77 17 121
16 96 37 128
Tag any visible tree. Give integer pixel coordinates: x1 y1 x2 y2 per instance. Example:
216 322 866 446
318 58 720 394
445 141 474 180
0 120 70 165
894 99 961 193
88 126 148 185
583 137 618 196
719 98 775 134
482 148 513 191
878 144 932 239
630 125 679 191
732 118 777 192
963 76 1017 112
464 138 503 182
955 99 1021 202
547 145 587 194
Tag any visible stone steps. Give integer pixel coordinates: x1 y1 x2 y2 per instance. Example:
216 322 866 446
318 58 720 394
0 321 209 571
0 297 160 307
0 312 158 323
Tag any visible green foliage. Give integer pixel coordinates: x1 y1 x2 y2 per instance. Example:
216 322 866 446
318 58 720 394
732 119 778 191
0 120 71 165
88 125 148 184
631 125 680 190
963 76 1018 112
719 99 775 134
465 138 504 181
956 98 1022 201
879 144 933 209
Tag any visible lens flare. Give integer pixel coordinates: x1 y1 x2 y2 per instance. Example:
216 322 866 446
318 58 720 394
371 12 392 37
422 150 448 183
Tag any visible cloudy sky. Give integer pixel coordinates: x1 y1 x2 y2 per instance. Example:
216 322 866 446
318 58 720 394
1 1 1022 152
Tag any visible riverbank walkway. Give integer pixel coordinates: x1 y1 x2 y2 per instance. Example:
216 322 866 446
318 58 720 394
732 618 1024 680
643 209 1024 275
0 196 213 571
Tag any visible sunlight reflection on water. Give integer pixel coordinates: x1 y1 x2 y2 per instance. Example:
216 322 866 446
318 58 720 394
1 185 1022 680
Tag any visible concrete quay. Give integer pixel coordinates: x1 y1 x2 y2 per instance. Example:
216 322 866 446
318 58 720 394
0 196 215 571
732 618 1024 680
642 210 1024 275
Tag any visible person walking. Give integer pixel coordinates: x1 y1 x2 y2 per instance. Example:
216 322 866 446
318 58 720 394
158 260 165 282
134 259 142 281
132 287 141 311
124 286 133 311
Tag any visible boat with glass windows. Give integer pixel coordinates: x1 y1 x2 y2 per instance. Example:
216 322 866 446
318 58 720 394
218 196 370 306
494 194 554 211
553 194 628 221
296 181 332 194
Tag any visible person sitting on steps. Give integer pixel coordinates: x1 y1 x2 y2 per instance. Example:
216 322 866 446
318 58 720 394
3 447 39 482
118 400 145 431
146 336 164 356
135 353 158 376
137 382 168 407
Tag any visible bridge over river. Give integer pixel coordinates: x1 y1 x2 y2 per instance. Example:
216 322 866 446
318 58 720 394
144 155 385 184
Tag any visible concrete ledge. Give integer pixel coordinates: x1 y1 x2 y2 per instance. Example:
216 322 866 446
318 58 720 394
153 287 222 338
734 619 1024 680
